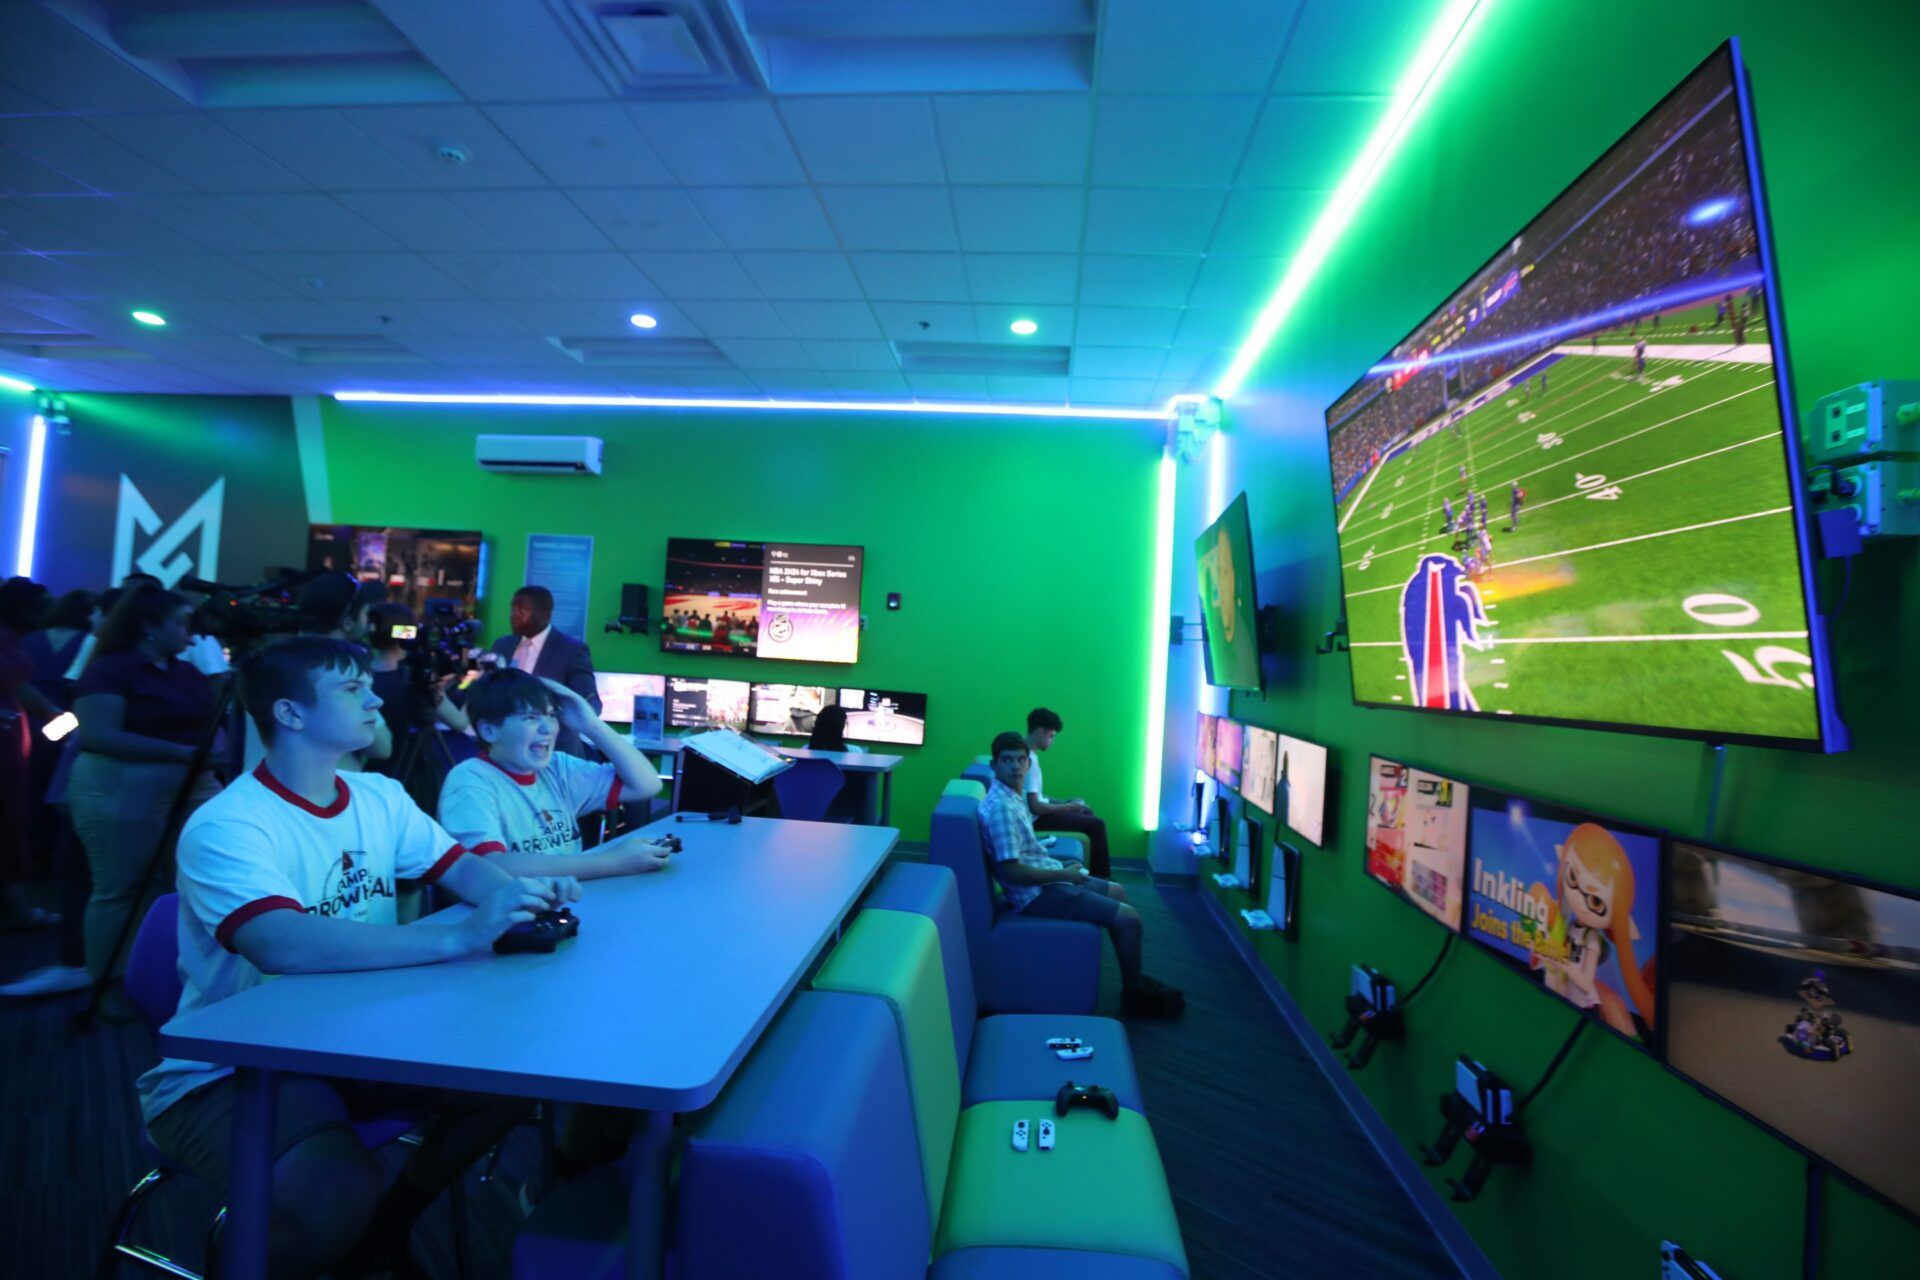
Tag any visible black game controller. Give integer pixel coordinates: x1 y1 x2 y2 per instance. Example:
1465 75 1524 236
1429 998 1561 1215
493 906 580 955
1054 1082 1120 1121
657 834 683 855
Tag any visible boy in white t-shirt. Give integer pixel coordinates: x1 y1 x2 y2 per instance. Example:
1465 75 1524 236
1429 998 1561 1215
438 668 670 878
137 637 582 1280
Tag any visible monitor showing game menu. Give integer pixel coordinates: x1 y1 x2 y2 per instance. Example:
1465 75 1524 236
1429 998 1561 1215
1213 718 1243 790
1465 788 1663 1051
1364 756 1470 931
749 683 832 736
1239 725 1278 815
1278 734 1329 847
1318 42 1842 749
836 688 927 746
661 538 865 664
593 672 665 739
1665 840 1920 1221
665 676 751 731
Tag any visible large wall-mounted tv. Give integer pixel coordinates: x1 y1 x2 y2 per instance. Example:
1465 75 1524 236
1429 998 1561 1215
1665 840 1920 1222
1319 41 1843 750
308 525 484 617
1195 493 1262 692
1465 788 1663 1052
661 538 864 665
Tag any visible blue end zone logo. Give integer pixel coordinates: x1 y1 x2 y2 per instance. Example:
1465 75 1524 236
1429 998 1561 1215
1399 554 1490 711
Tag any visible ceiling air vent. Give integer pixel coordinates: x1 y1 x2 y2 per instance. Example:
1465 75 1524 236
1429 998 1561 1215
544 1 764 96
251 334 424 364
0 331 153 361
893 341 1070 377
548 335 731 368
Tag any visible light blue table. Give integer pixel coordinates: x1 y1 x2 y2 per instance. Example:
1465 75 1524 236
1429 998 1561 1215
632 738 903 825
158 814 899 1280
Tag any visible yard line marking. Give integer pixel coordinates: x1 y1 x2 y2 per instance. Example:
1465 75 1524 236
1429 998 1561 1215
1350 629 1809 648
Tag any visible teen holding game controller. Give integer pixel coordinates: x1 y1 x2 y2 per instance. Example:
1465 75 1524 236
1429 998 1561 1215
137 637 582 1279
438 668 671 879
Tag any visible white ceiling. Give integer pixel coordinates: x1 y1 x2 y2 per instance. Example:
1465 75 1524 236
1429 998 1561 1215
0 0 1432 407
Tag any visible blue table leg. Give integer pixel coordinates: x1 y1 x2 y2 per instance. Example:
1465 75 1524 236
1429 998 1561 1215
880 772 893 827
625 1109 674 1280
226 1066 276 1280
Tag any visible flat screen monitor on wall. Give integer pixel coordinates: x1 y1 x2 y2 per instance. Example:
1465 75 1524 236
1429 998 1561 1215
1212 718 1243 791
749 683 832 737
594 673 665 738
1664 840 1920 1222
1195 714 1218 779
1318 41 1842 750
1465 789 1663 1052
1278 734 1328 847
836 688 927 746
1195 493 1262 692
661 538 865 665
665 676 751 731
308 525 483 616
1364 756 1470 931
1239 725 1278 815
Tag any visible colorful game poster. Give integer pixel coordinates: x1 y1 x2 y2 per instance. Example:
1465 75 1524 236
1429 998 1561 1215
1365 757 1468 930
1364 757 1411 889
1240 725 1278 814
1196 714 1218 778
1279 734 1328 846
1466 790 1662 1048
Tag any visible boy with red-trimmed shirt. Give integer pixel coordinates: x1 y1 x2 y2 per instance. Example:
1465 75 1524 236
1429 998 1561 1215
137 637 581 1279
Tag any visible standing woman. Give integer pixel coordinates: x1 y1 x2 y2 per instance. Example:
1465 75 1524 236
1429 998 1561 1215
68 585 221 984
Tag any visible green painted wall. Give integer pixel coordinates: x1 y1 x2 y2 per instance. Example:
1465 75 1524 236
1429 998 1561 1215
1195 3 1920 1278
319 401 1164 852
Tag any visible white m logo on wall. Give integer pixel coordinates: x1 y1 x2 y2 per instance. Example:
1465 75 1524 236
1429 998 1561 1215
112 476 226 588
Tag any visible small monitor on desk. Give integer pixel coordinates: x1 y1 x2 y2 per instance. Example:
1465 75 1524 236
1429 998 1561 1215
666 676 752 731
836 687 927 746
595 672 665 738
750 683 833 736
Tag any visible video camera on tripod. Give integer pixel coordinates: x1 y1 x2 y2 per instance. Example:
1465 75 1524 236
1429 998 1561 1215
178 572 310 649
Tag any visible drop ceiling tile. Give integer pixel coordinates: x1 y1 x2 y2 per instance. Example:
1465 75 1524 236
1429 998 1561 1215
750 371 842 397
629 100 807 185
734 252 863 300
386 297 529 336
870 301 976 343
769 300 880 340
144 255 301 301
1157 347 1217 380
88 115 310 194
987 375 1070 402
1210 188 1321 254
971 303 1075 343
950 187 1082 253
1156 374 1205 401
0 149 92 196
819 187 957 252
0 8 193 114
424 253 564 298
1077 254 1200 307
0 253 113 297
710 337 814 370
1172 308 1256 348
1099 0 1302 93
687 187 835 251
32 198 221 254
1236 98 1380 190
849 252 968 302
340 106 550 189
517 252 659 299
224 194 401 252
906 372 991 400
933 96 1092 185
495 298 626 335
778 97 946 184
1188 255 1280 307
963 253 1079 305
125 195 295 252
373 0 606 103
446 190 611 251
1071 347 1169 378
483 104 674 187
0 118 195 194
627 251 758 299
1091 96 1263 187
331 192 502 252
0 198 111 253
1074 306 1181 346
215 110 431 190
234 252 469 298
831 370 911 397
1272 0 1429 95
568 188 722 251
1083 188 1223 254
1069 376 1158 405
799 340 899 372
676 298 791 338
673 368 763 394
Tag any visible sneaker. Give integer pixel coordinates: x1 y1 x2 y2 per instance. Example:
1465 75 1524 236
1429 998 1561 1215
0 965 91 998
1120 976 1186 1019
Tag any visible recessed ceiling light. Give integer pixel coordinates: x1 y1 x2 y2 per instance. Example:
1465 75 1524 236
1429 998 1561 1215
629 313 659 329
1010 318 1039 336
131 310 167 327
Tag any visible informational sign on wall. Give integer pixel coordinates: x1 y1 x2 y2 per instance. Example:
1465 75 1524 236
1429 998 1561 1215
525 533 594 641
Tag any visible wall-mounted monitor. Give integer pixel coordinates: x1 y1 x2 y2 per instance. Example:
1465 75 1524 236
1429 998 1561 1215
308 525 484 616
1465 789 1663 1051
665 676 751 731
1196 713 1218 779
1364 756 1470 931
594 672 665 738
749 683 832 736
661 538 864 665
836 687 927 746
1278 734 1328 847
1318 42 1843 750
1239 725 1279 815
1212 718 1243 790
1195 493 1262 691
1665 840 1920 1222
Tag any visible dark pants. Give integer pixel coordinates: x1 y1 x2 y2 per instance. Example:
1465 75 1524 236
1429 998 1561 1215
1035 809 1110 877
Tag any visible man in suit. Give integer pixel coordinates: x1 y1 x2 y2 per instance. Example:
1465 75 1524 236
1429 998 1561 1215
489 585 601 757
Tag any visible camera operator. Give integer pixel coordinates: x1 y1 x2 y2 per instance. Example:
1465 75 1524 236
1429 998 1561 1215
367 603 471 739
294 573 391 770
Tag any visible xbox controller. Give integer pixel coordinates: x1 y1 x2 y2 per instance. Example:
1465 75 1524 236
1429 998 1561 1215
493 906 580 955
657 834 683 855
1054 1082 1119 1120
